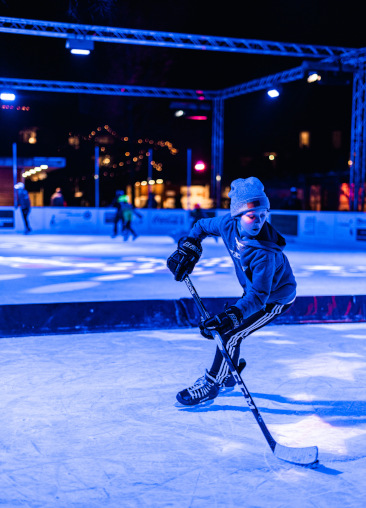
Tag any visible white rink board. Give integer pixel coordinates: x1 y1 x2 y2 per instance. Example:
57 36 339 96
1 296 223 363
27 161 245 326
3 206 366 247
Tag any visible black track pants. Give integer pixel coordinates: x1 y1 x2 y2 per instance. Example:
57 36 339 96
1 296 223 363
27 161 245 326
208 300 294 384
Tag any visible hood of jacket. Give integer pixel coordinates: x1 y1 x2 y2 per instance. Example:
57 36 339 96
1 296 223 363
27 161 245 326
236 221 286 254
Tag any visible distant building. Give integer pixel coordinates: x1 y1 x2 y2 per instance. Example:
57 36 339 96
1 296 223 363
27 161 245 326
0 157 66 206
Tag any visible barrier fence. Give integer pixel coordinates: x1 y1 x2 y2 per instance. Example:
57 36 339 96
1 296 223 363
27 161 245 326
1 206 366 246
0 295 365 337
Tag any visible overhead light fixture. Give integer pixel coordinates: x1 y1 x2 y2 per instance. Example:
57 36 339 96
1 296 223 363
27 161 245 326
170 100 210 120
307 72 322 83
0 92 16 101
302 60 353 86
267 88 280 98
66 38 94 55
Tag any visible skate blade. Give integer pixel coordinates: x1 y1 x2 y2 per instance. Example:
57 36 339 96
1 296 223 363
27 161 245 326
174 398 215 409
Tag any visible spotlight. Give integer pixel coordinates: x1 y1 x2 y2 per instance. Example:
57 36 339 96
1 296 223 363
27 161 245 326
0 92 16 101
307 72 322 83
194 161 206 171
267 88 280 98
66 38 94 55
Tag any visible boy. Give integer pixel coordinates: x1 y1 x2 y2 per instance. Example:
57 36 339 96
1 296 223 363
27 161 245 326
167 177 296 406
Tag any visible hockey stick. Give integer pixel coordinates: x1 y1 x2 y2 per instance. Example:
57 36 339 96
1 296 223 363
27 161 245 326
184 275 319 467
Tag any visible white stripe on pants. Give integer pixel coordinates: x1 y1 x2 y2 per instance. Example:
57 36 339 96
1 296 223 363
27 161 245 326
215 303 285 384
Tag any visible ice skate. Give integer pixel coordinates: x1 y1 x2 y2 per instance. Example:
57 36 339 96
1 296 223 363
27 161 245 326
219 358 246 393
176 371 219 406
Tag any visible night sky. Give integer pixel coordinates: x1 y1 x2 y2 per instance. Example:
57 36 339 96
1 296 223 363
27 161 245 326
0 0 363 89
0 0 363 201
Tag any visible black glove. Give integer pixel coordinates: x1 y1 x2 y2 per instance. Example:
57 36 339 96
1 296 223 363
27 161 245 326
167 236 202 281
199 306 243 339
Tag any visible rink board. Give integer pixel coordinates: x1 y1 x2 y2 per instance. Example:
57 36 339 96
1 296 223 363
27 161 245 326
3 206 366 248
0 294 365 337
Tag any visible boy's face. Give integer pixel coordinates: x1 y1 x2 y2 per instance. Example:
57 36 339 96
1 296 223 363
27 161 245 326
237 208 268 237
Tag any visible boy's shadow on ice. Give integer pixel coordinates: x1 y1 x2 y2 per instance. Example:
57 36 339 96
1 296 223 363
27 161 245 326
178 391 366 426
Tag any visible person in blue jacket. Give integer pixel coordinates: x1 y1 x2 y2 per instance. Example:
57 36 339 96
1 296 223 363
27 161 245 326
14 182 32 234
167 176 297 406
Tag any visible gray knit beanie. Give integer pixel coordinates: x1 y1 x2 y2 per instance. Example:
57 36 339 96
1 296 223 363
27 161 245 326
228 177 270 217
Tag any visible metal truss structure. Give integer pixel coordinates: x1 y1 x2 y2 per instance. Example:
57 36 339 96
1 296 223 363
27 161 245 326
211 98 224 205
0 16 365 209
350 66 366 211
0 17 353 58
0 77 216 100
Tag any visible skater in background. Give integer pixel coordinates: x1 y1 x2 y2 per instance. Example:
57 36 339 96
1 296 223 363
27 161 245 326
170 204 208 243
282 187 303 210
121 195 143 241
189 203 207 228
190 204 219 243
50 187 66 206
167 177 297 406
111 190 126 238
14 182 32 234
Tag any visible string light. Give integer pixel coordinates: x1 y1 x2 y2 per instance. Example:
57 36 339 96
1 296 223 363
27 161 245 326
70 124 180 174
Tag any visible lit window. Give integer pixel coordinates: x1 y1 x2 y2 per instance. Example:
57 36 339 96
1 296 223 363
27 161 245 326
299 131 310 148
68 135 80 148
20 128 38 144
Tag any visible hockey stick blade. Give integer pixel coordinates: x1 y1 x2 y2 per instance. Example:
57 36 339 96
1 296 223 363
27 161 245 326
274 443 319 467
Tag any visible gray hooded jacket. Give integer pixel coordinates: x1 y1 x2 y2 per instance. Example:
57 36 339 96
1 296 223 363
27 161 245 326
189 213 296 318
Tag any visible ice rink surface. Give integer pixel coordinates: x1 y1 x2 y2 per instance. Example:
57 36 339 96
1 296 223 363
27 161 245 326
0 234 365 304
1 324 366 507
1 233 366 507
